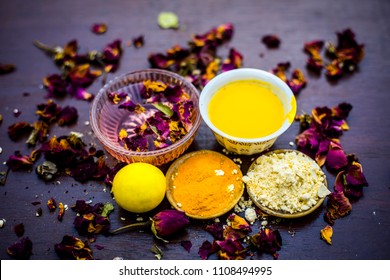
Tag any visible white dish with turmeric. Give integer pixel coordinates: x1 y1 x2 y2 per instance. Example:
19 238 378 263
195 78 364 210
243 149 330 218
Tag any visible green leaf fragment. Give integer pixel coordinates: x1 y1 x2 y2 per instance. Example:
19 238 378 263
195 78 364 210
102 202 114 217
152 102 174 117
157 12 179 29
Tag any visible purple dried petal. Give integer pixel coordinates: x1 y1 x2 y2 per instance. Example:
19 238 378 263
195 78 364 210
325 141 348 172
6 151 34 171
181 240 192 253
8 122 33 141
7 237 33 259
54 235 93 260
57 106 78 126
262 34 281 48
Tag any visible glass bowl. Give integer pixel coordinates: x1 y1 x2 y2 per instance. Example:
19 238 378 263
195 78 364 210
245 149 328 219
90 69 201 166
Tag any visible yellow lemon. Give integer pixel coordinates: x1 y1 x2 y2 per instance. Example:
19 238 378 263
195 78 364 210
112 163 166 213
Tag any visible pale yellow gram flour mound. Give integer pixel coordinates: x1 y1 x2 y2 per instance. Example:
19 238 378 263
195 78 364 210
242 151 329 214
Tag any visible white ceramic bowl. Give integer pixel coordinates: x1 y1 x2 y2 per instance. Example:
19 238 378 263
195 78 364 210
199 68 296 155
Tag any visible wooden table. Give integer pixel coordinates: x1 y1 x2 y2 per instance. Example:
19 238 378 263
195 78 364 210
0 0 389 260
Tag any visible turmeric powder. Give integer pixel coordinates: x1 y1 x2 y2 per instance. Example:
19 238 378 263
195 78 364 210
167 150 244 219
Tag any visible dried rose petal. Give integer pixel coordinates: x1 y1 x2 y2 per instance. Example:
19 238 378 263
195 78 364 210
6 151 35 171
72 200 111 236
304 40 324 72
102 39 122 73
320 225 333 245
334 155 368 200
205 222 224 240
7 237 33 259
216 238 246 260
286 69 306 95
69 86 94 101
0 63 16 75
68 64 101 88
43 74 68 98
272 62 306 95
108 91 127 104
14 223 25 237
132 35 144 48
57 106 78 126
54 235 93 260
221 48 243 72
324 191 352 225
91 23 107 34
8 122 33 141
325 29 365 79
198 240 217 260
249 228 282 259
26 121 49 146
47 197 57 212
181 240 192 253
262 34 280 48
123 135 148 152
325 141 348 171
36 99 62 123
227 213 252 233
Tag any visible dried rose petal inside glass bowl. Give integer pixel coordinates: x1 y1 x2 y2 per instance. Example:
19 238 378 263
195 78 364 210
90 69 201 166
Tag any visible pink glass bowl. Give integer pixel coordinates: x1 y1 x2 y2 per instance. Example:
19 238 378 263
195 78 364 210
90 69 201 166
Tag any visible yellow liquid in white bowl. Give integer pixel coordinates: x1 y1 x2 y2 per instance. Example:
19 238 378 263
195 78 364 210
208 80 285 139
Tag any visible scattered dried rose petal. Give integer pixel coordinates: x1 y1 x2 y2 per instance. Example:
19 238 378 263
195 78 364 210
272 62 306 95
181 240 192 253
57 106 78 126
14 223 25 237
221 48 243 72
227 213 252 233
36 99 62 123
0 63 16 75
58 202 65 221
6 151 35 171
320 225 333 245
249 228 282 259
7 237 33 259
334 154 368 200
55 235 93 260
325 29 365 79
102 39 122 73
47 197 57 212
72 200 111 236
324 191 352 225
205 222 224 240
304 40 324 72
43 74 68 98
8 122 33 141
262 34 280 48
198 240 216 260
91 23 107 34
132 35 144 48
216 238 247 260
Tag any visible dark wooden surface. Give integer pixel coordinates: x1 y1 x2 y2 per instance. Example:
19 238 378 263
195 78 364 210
1 0 389 260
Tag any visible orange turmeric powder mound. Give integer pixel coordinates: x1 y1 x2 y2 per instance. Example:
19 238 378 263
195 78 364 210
168 151 244 218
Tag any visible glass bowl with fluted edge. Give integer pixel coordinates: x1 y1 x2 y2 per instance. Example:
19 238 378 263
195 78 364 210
245 149 328 219
90 69 201 166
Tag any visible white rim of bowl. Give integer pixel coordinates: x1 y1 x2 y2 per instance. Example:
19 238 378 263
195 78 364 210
199 68 296 143
90 69 202 157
